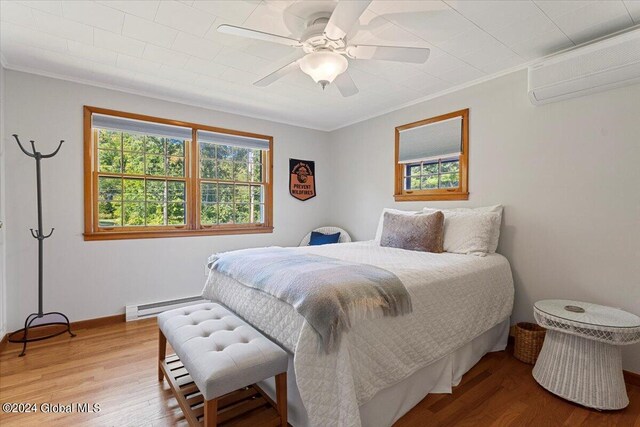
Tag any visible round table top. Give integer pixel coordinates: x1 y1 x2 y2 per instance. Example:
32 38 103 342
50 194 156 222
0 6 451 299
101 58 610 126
535 299 640 329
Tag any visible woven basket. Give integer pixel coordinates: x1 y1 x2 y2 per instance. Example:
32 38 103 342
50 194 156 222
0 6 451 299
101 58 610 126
514 322 546 364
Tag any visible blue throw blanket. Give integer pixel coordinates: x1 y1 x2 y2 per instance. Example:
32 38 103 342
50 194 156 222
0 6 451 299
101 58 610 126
208 247 412 352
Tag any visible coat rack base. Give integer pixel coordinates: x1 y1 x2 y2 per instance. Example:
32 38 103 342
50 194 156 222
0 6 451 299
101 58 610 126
8 312 75 357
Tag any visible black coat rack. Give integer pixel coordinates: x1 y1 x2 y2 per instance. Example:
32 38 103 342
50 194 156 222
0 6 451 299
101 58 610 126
8 134 75 356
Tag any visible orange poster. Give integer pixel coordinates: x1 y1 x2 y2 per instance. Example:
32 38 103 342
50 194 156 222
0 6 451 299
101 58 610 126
289 159 316 201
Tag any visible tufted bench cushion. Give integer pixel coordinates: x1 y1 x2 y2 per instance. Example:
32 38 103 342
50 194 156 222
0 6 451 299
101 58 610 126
157 302 288 401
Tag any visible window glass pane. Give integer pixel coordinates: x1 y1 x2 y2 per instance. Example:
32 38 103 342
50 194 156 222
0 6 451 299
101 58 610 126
218 204 234 224
167 181 185 202
216 145 233 160
248 149 262 163
405 176 420 190
233 147 249 162
146 154 165 176
234 162 248 182
201 183 217 203
217 161 233 181
439 173 459 188
407 164 421 177
168 203 186 225
234 184 250 203
422 162 438 175
146 136 164 154
123 132 144 152
421 175 439 189
200 159 216 179
146 180 165 201
234 203 250 223
251 185 262 203
252 203 263 223
145 202 165 225
168 156 184 177
167 139 185 156
99 201 121 227
201 203 218 225
440 160 459 173
123 202 145 226
219 184 233 203
123 178 144 201
98 150 121 173
200 142 216 159
98 130 121 150
250 163 262 182
123 151 145 175
99 177 122 201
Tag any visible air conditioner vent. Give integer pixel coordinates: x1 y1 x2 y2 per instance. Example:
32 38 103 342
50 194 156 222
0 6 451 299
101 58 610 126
528 29 640 105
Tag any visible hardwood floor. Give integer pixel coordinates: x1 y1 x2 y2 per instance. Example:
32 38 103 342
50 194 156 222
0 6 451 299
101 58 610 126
1 318 638 427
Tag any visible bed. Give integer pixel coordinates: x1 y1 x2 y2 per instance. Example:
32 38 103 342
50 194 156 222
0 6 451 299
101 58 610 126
202 241 514 426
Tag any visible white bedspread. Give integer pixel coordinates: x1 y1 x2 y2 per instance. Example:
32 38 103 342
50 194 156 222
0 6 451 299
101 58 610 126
202 241 514 427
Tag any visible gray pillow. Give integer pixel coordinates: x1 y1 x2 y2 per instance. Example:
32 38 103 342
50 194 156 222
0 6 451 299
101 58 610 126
380 211 444 253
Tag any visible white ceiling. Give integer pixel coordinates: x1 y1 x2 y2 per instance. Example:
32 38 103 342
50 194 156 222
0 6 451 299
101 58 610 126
1 0 639 130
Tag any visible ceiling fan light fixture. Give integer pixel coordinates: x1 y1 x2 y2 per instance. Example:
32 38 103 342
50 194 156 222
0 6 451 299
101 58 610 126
299 51 348 89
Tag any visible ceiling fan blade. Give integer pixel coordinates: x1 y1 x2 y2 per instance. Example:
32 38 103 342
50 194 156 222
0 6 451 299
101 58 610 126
347 45 431 64
254 61 301 87
334 71 359 97
218 24 302 47
324 0 372 41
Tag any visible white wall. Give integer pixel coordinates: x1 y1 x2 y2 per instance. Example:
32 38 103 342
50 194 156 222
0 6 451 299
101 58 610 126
0 64 6 339
327 70 640 373
4 71 331 331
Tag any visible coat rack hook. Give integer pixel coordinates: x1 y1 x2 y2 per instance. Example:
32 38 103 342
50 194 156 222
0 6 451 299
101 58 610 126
13 134 35 158
42 141 64 159
29 228 39 239
43 228 55 239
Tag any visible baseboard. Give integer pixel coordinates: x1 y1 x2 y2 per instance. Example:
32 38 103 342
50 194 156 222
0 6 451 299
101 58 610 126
624 370 640 387
0 313 126 350
71 313 126 329
0 332 8 352
507 328 640 387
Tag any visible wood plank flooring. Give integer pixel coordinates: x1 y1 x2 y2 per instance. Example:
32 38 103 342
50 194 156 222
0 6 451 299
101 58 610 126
1 318 638 426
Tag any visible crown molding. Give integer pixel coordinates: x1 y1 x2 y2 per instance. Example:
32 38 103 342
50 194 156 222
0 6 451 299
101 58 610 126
2 63 329 132
5 25 639 134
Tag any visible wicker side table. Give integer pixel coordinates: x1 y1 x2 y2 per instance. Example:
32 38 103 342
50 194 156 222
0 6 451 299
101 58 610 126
532 300 640 410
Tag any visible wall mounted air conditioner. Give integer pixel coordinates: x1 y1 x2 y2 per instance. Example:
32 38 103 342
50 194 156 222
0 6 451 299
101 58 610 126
528 29 640 105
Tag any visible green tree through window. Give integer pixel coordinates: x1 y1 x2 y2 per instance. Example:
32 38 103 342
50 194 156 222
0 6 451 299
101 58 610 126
97 130 186 227
404 158 460 191
199 142 264 226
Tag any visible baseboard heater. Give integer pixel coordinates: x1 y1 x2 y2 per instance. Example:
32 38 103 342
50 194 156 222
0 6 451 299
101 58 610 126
125 296 207 321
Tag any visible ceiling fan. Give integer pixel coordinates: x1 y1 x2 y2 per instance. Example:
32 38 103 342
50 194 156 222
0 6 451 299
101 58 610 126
217 0 430 97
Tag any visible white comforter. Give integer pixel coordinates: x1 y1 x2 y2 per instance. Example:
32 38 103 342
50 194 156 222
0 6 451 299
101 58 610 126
202 241 514 427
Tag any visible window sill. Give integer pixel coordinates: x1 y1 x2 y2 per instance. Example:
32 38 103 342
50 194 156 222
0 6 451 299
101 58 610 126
83 226 274 241
394 192 469 202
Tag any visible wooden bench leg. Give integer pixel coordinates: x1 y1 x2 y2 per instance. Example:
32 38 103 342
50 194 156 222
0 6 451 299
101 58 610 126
204 398 218 427
275 372 287 427
158 328 166 382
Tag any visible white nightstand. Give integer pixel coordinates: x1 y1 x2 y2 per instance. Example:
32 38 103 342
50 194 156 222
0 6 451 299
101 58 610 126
532 299 640 410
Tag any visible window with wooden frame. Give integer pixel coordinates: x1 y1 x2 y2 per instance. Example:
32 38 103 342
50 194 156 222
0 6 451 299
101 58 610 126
394 109 469 201
83 106 273 240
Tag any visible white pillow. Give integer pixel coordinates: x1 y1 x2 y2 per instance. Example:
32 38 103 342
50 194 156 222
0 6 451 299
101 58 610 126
422 205 503 256
374 208 421 242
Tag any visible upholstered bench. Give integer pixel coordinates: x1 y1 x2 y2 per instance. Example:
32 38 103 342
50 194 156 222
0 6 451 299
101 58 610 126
157 302 288 427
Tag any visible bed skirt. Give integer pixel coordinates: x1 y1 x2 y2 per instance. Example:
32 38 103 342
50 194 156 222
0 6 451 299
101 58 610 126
257 317 510 427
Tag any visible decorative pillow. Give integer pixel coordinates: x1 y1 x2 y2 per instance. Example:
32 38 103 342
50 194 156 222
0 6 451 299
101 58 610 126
423 206 503 256
374 208 421 242
380 211 444 253
309 231 341 246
